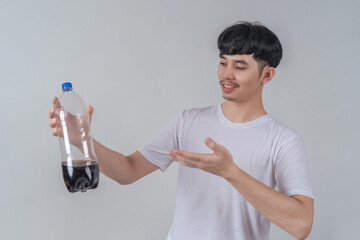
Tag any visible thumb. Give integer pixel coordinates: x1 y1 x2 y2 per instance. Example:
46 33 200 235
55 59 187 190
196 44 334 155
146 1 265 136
205 137 225 155
86 104 94 122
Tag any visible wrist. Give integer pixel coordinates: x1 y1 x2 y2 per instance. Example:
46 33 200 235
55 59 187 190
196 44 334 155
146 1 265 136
223 164 241 182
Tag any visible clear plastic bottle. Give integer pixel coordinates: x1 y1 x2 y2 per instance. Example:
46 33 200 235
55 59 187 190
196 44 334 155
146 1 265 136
55 82 99 193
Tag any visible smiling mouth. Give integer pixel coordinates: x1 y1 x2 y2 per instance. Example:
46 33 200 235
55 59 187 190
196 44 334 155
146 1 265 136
220 81 239 88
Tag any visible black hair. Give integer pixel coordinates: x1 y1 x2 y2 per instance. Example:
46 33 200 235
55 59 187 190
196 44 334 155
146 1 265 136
217 21 283 75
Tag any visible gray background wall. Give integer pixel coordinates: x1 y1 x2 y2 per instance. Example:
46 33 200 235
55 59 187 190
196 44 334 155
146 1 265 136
1 0 359 239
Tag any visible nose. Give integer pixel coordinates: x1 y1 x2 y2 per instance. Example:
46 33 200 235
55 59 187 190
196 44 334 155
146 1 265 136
221 65 235 80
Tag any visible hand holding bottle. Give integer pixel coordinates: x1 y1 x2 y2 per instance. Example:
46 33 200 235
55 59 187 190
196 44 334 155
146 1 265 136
48 96 94 148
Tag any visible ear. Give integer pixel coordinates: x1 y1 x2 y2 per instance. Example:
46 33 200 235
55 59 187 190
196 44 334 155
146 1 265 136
261 67 276 85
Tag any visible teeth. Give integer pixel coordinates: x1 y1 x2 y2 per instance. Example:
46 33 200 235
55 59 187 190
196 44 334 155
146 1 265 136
224 84 235 88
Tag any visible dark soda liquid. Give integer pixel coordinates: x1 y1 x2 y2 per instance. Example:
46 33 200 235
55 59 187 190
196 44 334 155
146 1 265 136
61 160 99 193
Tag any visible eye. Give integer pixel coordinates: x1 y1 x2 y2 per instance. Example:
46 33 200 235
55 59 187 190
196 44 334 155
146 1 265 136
236 67 246 70
219 62 226 66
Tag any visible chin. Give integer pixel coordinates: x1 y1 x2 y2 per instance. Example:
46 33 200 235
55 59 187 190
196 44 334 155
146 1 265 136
223 95 247 104
223 95 238 102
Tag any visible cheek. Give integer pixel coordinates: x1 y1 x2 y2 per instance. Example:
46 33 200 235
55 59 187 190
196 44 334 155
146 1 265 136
217 67 223 78
236 71 259 85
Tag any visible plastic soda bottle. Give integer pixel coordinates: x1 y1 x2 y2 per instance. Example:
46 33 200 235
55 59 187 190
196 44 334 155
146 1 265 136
55 82 99 193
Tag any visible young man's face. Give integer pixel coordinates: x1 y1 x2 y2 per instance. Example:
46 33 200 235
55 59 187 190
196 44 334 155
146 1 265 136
217 54 268 103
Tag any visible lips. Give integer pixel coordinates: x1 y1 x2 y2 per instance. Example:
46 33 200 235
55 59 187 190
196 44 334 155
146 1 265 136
221 84 237 93
220 81 239 93
220 80 239 87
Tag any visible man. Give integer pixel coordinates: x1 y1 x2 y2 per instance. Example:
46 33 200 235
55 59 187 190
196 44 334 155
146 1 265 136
49 21 314 240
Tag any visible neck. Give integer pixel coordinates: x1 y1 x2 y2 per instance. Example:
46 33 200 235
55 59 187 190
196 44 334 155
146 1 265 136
221 96 267 123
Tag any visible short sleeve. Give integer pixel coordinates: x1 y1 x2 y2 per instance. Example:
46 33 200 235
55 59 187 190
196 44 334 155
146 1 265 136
138 114 182 171
274 136 313 199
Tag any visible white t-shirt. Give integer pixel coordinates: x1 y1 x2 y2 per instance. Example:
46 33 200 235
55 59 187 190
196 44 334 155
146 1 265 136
138 104 313 240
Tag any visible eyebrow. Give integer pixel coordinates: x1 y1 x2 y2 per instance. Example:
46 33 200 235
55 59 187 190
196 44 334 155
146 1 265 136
220 56 249 65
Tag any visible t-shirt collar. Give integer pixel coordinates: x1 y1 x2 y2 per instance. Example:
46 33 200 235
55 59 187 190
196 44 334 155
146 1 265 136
216 104 272 128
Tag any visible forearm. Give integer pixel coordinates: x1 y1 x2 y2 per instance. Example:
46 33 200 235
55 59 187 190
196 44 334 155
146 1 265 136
92 139 133 184
224 165 313 239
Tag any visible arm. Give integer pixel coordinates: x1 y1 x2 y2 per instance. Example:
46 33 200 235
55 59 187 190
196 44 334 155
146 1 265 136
169 137 314 240
93 141 159 185
225 165 313 240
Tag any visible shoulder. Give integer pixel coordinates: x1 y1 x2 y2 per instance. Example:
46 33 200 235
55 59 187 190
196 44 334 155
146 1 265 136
166 105 217 130
266 117 308 166
267 115 304 146
180 105 217 120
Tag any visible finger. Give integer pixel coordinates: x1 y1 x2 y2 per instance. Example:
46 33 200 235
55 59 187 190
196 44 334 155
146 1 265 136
172 150 211 162
52 96 58 105
175 154 198 168
170 151 185 162
168 151 175 160
174 152 204 166
48 106 55 118
205 137 226 156
51 127 59 136
48 118 57 128
54 97 63 109
52 125 64 137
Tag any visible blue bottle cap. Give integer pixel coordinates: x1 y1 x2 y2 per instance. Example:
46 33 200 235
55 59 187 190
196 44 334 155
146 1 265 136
62 82 73 92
